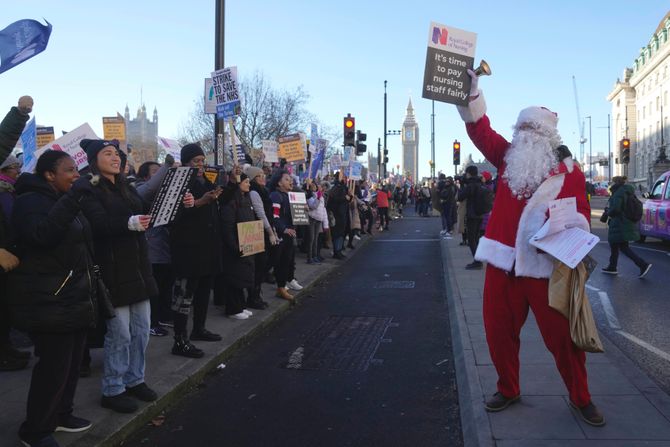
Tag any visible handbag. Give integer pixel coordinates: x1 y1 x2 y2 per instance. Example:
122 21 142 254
92 265 116 319
599 207 609 223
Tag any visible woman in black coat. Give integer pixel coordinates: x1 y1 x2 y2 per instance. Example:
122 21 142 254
9 150 96 446
76 139 158 415
220 174 257 319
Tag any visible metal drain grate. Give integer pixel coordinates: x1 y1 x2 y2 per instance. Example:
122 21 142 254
284 316 394 372
374 281 415 289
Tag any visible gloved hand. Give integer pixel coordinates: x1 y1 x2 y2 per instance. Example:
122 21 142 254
128 215 151 231
467 69 479 99
0 248 19 272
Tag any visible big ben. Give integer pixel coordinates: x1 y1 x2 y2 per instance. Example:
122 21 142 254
402 98 419 182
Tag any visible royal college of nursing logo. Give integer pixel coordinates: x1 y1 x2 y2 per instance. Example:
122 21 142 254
431 26 448 46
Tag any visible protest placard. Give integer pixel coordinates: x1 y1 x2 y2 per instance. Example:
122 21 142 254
36 126 54 148
157 136 182 159
237 220 265 256
102 115 126 141
330 154 342 169
24 122 99 172
278 133 305 163
349 161 362 180
288 191 309 225
203 166 220 184
308 139 327 179
204 78 217 114
422 22 477 106
211 66 241 119
149 167 197 227
262 139 279 163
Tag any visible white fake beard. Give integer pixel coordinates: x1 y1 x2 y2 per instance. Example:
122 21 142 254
502 126 562 199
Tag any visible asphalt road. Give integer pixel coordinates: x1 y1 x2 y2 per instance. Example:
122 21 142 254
126 212 463 447
588 196 670 395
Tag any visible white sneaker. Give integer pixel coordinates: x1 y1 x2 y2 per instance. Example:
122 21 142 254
242 309 253 316
354 235 361 240
440 230 447 236
228 312 249 320
287 279 303 291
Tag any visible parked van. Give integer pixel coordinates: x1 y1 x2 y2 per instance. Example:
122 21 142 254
639 170 670 242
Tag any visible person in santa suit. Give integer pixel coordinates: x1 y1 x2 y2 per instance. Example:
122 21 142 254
456 70 604 426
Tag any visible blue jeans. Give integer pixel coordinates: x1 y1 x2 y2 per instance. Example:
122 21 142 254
102 300 150 397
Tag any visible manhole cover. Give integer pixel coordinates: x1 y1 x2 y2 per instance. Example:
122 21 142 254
374 281 415 289
284 316 394 372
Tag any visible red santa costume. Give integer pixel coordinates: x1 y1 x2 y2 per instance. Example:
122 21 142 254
457 92 593 409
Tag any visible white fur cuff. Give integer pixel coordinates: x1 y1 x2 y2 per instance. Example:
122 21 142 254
474 236 515 272
456 90 487 123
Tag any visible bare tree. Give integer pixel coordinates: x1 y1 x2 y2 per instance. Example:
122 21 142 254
178 71 313 157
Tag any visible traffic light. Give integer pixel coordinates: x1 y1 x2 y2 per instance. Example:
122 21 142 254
383 148 389 164
620 138 631 164
343 114 355 147
355 130 367 155
453 140 461 165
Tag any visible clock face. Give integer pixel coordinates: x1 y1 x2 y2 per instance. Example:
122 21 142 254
405 129 413 140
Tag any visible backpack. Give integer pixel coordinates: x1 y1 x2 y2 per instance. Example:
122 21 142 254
623 190 643 222
473 184 494 216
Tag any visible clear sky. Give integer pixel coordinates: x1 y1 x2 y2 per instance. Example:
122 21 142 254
1 1 668 178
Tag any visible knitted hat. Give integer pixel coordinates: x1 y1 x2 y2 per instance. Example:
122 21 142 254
0 155 19 170
79 139 120 163
240 173 249 182
244 166 264 181
515 106 558 130
180 143 205 165
481 171 492 182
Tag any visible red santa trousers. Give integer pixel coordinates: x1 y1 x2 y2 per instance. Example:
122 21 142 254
482 265 591 407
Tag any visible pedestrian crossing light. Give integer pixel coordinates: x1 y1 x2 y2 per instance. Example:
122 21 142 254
343 114 355 147
620 138 631 164
355 130 367 155
453 140 461 165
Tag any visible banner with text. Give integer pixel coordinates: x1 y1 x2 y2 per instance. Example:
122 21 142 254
278 133 306 163
24 122 99 172
262 139 279 163
157 136 182 159
422 22 477 106
36 126 55 148
102 115 126 141
211 66 241 119
237 220 265 256
20 117 36 168
288 191 309 225
149 167 197 227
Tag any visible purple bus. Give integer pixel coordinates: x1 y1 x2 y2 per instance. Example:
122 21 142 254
639 170 670 242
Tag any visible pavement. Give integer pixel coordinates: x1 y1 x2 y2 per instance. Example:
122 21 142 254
0 235 372 447
441 229 670 446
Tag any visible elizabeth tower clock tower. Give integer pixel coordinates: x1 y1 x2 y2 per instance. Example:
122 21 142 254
401 98 419 182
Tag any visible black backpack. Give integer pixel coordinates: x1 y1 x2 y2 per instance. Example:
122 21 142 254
623 190 643 222
473 184 494 216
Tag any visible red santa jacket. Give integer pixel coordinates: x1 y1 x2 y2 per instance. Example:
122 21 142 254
458 94 591 279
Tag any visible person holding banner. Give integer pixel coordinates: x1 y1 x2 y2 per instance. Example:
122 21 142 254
76 139 159 414
455 70 603 426
170 144 223 358
269 170 298 300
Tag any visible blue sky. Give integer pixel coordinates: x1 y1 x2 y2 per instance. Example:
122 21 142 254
1 1 668 178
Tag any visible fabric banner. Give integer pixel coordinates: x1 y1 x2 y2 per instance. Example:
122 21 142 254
308 139 327 179
149 167 197 227
237 220 265 256
0 19 52 75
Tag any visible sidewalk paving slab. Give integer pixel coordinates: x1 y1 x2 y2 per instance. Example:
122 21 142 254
440 235 670 447
0 236 370 447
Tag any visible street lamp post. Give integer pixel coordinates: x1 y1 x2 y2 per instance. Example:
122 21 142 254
586 116 592 182
383 81 387 179
214 0 225 166
431 100 435 179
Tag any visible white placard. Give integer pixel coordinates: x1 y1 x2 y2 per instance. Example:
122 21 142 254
262 140 279 163
24 123 99 173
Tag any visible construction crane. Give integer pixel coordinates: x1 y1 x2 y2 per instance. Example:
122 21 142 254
572 75 587 164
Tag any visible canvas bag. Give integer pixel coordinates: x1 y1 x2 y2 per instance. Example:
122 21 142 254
548 261 604 353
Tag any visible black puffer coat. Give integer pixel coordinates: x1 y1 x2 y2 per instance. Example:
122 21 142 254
79 176 157 307
8 173 96 333
170 177 222 278
220 189 257 289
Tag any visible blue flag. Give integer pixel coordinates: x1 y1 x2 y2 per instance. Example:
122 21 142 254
20 117 37 168
0 19 52 75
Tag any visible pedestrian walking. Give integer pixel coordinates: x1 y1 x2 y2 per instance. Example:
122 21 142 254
457 165 485 269
601 176 652 278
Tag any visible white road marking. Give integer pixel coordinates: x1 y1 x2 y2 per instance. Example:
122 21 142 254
597 291 622 330
616 331 670 363
585 284 600 291
373 239 440 242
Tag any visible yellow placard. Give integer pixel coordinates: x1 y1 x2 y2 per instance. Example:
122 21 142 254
36 127 55 148
237 220 265 256
278 134 305 162
204 167 219 184
102 116 126 140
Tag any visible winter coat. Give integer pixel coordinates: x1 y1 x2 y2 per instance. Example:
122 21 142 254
308 193 328 229
327 182 349 237
8 173 96 333
270 189 295 236
375 189 390 208
0 175 15 252
606 183 640 243
220 190 256 289
458 177 484 219
0 106 30 165
79 176 158 307
170 176 222 278
249 181 274 232
349 196 361 230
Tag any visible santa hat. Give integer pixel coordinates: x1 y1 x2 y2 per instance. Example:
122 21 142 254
515 106 558 130
481 171 492 182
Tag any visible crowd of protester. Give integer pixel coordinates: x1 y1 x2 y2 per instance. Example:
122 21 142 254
0 97 419 447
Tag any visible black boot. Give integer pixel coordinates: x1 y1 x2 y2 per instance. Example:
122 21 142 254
171 335 204 358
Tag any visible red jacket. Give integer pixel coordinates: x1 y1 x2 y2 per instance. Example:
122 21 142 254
376 190 390 208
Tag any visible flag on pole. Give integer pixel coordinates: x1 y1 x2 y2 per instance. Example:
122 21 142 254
0 19 52 75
